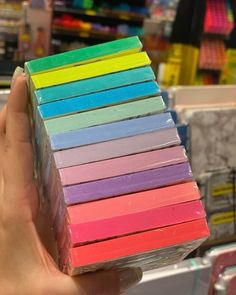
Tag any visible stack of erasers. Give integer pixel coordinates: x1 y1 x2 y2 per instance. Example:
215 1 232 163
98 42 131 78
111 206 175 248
25 36 209 275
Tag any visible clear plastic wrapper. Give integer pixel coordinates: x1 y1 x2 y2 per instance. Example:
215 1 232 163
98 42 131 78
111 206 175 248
62 200 205 247
35 67 155 104
51 162 193 236
53 145 187 186
38 81 160 119
27 37 209 276
65 218 208 275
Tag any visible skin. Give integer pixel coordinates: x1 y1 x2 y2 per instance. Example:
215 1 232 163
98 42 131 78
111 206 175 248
0 75 139 294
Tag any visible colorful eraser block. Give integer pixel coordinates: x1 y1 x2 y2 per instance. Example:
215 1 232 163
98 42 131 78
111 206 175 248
59 146 188 185
56 182 200 239
50 112 174 151
35 67 155 104
42 127 181 186
44 96 165 135
67 219 209 275
31 52 151 89
67 182 201 224
51 161 193 227
25 36 142 75
38 81 160 119
62 162 193 205
53 127 181 168
68 200 205 245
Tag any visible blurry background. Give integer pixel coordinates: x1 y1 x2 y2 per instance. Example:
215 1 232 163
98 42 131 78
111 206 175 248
1 0 236 88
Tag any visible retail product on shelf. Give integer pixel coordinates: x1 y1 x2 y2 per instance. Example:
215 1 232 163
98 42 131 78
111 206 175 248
177 107 236 179
220 49 236 85
52 14 144 38
214 266 236 295
202 170 236 242
168 85 236 109
203 242 236 295
207 209 236 241
204 0 234 36
198 0 234 84
199 38 226 71
18 1 52 60
26 36 209 275
168 85 236 246
0 1 23 61
52 0 147 52
162 0 236 86
126 257 212 295
202 169 235 212
143 0 180 69
126 242 236 295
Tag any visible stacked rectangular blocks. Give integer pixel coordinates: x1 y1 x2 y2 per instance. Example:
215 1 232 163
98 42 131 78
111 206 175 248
25 37 209 275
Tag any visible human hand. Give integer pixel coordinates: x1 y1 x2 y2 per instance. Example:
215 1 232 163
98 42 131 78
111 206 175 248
0 73 142 295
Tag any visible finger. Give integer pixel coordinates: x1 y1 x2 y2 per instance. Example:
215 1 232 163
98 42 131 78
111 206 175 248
0 104 7 135
11 66 24 89
56 268 142 295
6 74 31 143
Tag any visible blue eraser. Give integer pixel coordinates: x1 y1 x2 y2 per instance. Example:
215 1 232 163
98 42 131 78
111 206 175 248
35 67 156 105
39 80 160 119
50 112 175 151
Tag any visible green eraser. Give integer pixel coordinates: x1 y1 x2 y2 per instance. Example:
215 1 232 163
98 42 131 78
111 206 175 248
44 96 165 135
25 36 142 75
30 52 151 90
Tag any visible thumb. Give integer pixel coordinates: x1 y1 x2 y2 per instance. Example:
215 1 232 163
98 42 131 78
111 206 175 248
53 268 142 295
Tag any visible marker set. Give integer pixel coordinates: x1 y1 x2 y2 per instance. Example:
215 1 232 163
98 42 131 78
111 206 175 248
26 36 209 275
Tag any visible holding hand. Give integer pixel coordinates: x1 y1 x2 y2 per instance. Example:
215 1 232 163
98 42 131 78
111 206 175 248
0 73 142 294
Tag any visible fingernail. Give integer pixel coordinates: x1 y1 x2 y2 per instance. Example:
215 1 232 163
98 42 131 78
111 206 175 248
118 267 142 293
11 66 24 88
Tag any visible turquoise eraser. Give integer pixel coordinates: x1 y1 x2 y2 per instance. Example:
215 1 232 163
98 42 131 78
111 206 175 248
35 67 155 105
38 81 160 119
